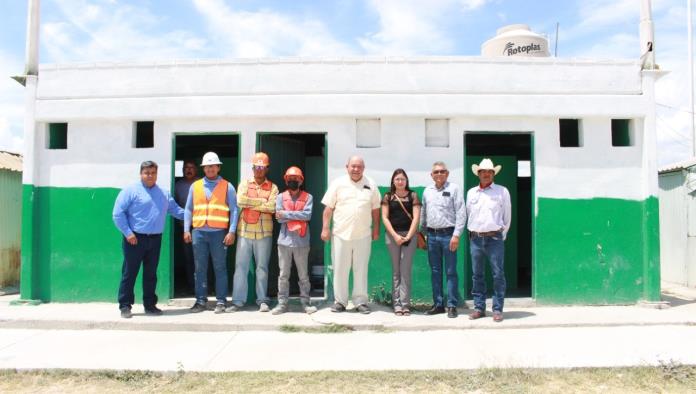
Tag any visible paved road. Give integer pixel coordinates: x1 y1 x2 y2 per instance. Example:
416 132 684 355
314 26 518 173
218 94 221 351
2 325 695 371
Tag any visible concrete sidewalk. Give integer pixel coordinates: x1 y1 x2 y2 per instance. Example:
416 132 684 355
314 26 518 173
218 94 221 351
0 283 694 371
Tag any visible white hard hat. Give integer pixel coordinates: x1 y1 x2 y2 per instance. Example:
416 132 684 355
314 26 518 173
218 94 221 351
200 152 223 166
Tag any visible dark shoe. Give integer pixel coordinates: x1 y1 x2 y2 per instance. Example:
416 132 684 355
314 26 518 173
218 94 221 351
330 302 346 313
447 307 458 318
120 307 132 319
189 303 207 313
424 305 445 315
356 304 371 314
144 306 163 316
469 309 486 320
493 311 504 322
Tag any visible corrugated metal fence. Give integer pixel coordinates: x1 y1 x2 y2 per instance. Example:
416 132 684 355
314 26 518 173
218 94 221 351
0 169 22 287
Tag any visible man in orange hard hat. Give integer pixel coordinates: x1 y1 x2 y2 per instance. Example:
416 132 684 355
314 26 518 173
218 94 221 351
271 166 316 315
228 152 279 313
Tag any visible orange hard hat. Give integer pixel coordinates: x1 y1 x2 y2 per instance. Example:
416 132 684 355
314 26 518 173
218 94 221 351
252 152 270 167
284 166 304 182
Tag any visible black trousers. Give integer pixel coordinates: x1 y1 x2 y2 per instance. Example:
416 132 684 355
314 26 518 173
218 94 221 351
117 233 162 309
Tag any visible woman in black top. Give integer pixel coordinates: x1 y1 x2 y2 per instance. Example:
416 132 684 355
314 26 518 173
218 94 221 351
381 169 421 316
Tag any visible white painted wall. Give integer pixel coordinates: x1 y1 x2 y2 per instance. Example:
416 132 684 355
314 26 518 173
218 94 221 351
28 57 659 203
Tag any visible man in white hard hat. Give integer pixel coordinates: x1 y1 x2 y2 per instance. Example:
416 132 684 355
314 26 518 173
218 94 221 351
228 152 279 313
271 166 316 315
466 158 511 323
184 152 238 314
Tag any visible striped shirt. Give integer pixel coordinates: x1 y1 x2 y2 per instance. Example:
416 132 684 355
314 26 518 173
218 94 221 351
236 178 279 239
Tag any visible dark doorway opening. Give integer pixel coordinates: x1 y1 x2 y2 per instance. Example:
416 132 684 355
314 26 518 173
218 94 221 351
464 133 533 298
257 133 326 299
172 133 240 297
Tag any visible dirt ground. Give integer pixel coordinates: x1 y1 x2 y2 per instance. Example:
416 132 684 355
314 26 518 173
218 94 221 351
1 365 695 393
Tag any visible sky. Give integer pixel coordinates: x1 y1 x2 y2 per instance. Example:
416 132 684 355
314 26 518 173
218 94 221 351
0 0 694 166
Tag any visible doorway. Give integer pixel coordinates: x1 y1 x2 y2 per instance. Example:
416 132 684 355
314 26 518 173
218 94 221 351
463 133 533 298
257 133 327 299
172 133 240 297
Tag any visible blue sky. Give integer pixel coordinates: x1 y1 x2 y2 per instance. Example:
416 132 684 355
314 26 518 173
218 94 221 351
0 0 693 165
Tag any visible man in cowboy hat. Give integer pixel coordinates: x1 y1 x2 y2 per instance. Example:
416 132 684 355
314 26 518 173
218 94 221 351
420 161 466 318
229 152 279 313
466 158 511 323
184 152 238 314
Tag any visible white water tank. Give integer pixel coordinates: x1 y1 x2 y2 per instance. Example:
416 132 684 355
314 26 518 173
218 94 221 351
481 24 550 58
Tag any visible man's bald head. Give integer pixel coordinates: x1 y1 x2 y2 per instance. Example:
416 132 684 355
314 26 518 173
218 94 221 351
346 155 365 182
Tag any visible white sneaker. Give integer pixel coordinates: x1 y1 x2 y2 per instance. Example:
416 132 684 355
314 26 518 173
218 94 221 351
303 305 317 314
259 302 270 312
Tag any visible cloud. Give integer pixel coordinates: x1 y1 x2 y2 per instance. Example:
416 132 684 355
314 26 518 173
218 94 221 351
358 0 459 55
0 51 25 154
42 0 208 62
192 0 354 58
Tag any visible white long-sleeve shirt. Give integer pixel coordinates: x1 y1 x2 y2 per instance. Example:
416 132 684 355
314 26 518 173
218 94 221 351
466 183 511 239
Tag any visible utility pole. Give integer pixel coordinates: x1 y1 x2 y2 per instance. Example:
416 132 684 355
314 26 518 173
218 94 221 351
689 0 696 156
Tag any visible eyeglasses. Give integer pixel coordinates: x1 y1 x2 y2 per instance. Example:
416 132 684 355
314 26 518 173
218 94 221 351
252 166 267 171
432 170 447 175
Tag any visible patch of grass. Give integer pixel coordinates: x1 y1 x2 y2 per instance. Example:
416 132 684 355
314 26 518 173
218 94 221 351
279 323 354 334
2 366 696 393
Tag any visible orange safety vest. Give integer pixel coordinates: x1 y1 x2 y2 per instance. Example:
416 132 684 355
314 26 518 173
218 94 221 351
282 190 309 237
192 179 230 229
242 179 273 224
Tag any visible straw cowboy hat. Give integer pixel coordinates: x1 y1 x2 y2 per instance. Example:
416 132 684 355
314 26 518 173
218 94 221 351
471 158 502 176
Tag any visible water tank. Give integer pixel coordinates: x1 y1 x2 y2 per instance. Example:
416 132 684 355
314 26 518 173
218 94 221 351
481 24 550 58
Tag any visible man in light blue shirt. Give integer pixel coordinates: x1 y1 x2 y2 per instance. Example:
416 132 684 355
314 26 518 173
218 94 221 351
271 166 315 315
420 161 466 318
112 161 184 319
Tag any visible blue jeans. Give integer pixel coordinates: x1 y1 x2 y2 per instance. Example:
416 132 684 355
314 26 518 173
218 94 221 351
192 230 229 305
118 233 162 310
470 233 506 313
427 229 459 308
232 236 272 306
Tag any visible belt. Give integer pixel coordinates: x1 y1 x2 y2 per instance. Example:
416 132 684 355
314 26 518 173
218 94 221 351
133 232 162 238
469 230 501 238
426 227 454 234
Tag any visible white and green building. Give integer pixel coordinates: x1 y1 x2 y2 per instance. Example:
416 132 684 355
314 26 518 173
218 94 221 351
15 3 663 305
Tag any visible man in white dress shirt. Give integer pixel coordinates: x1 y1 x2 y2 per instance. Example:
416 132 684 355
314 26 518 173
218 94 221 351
466 158 511 322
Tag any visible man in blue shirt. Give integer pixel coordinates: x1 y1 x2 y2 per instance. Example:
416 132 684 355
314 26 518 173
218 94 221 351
420 161 467 318
112 161 184 319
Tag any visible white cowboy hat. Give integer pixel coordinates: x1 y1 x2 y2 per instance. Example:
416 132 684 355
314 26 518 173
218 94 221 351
472 158 502 175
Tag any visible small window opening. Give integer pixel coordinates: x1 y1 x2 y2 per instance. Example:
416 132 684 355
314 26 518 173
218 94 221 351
425 119 450 147
559 119 582 147
355 119 381 148
611 119 632 147
134 121 154 148
47 123 68 149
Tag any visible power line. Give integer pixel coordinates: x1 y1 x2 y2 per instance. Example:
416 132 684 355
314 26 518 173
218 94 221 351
656 115 693 148
656 102 696 115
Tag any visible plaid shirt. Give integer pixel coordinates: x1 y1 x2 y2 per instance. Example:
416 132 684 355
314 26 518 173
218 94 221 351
236 178 279 239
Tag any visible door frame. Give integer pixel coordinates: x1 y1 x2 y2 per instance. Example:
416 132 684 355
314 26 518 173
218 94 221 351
462 131 536 300
255 131 329 300
168 131 241 299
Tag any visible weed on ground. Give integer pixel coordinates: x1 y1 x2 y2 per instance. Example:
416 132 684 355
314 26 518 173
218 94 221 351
1 365 696 393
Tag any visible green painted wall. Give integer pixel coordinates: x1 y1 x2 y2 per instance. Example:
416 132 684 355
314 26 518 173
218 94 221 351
534 196 660 304
19 185 660 305
20 185 172 302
